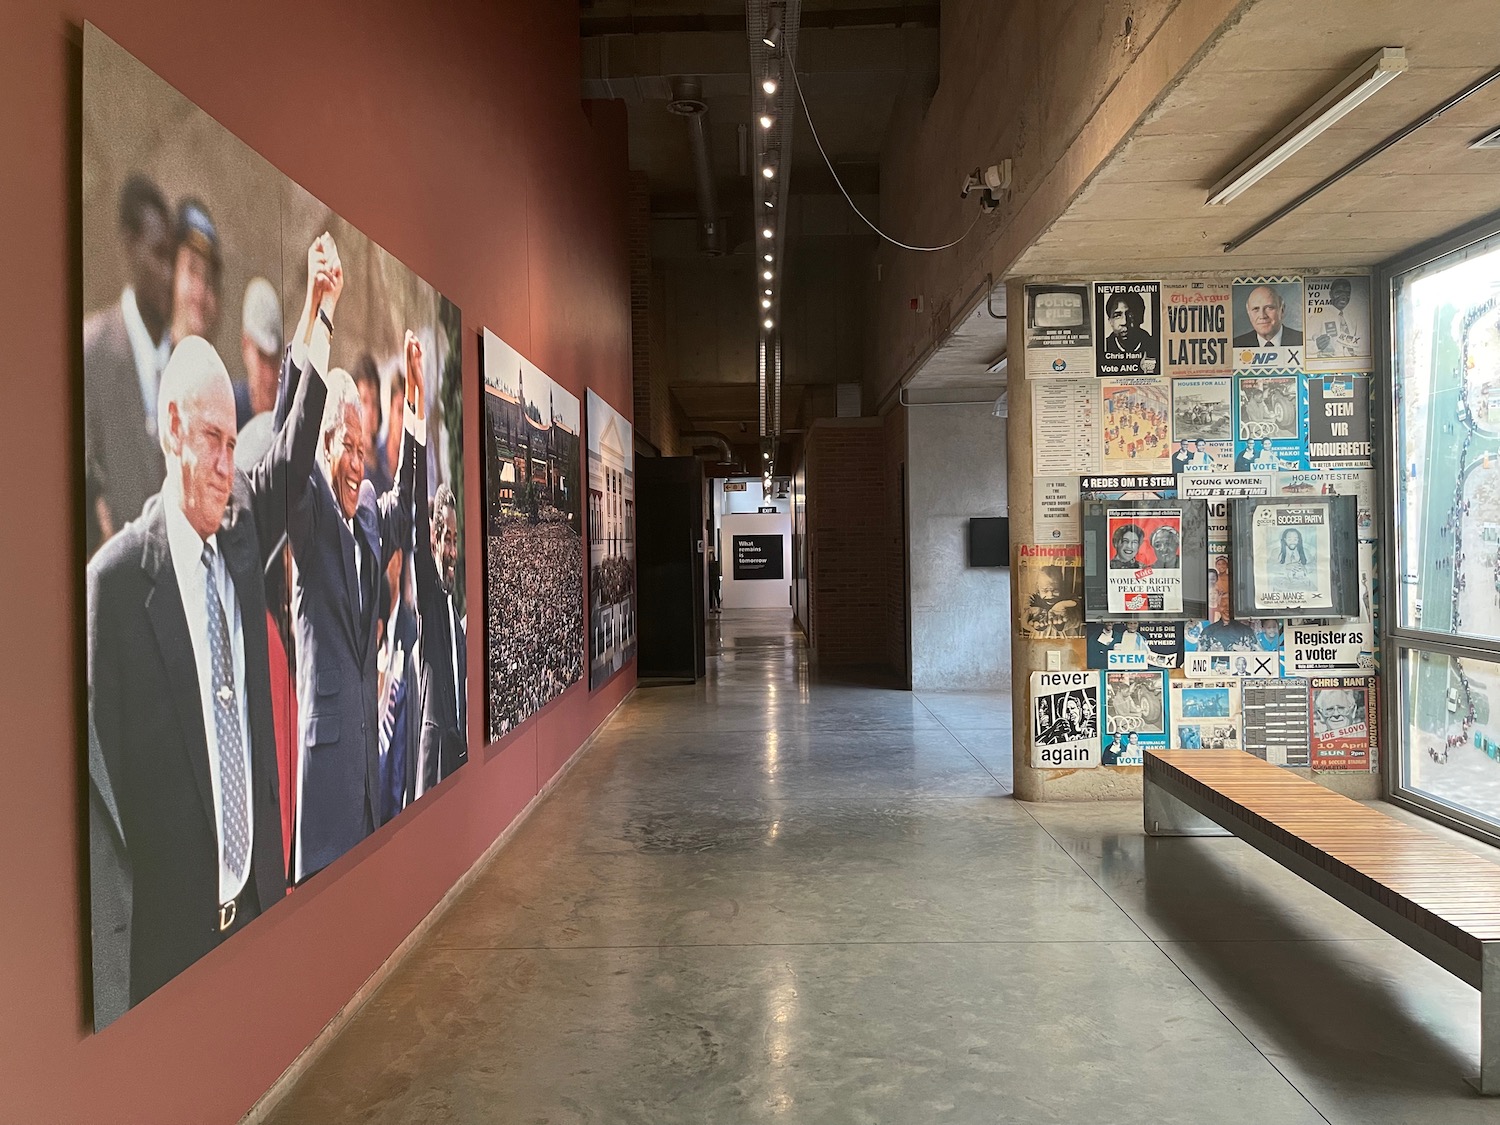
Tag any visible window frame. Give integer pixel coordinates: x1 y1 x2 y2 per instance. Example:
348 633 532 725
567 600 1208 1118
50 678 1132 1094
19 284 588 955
1379 212 1500 849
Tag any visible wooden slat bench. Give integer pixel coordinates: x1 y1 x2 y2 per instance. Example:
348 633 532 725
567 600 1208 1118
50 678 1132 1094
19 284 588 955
1144 749 1500 1093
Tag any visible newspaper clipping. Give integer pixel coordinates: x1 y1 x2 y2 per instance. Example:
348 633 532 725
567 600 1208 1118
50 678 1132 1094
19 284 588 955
1031 671 1101 768
1033 379 1100 474
1024 283 1095 378
1094 281 1163 377
1106 508 1183 615
1017 543 1085 639
1304 275 1372 373
1252 504 1333 613
1242 679 1311 766
1163 280 1232 377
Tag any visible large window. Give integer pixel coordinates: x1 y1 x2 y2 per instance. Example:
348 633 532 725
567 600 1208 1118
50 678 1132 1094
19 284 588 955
1388 226 1500 840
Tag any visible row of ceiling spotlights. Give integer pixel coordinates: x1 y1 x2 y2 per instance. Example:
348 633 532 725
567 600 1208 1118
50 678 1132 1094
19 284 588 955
758 18 783 335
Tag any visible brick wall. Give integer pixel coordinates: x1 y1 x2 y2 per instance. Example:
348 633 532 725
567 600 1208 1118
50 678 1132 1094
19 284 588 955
804 418 894 668
627 174 685 457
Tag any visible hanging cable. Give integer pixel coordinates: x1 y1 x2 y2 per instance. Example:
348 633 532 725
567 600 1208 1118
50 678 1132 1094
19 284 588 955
789 60 985 253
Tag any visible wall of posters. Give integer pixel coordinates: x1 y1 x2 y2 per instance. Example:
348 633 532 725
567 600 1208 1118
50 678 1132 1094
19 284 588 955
1024 283 1094 377
1232 276 1305 371
586 390 637 689
1102 670 1168 765
1014 269 1383 780
1304 275 1372 373
1017 543 1085 639
480 330 583 741
83 27 467 1026
1094 281 1162 377
1163 281 1232 377
1031 671 1101 768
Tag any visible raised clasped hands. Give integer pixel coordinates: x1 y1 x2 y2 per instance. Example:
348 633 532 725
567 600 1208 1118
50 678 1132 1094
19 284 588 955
404 330 425 423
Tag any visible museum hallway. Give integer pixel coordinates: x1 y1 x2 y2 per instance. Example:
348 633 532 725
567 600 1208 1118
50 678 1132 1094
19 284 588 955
261 610 1486 1125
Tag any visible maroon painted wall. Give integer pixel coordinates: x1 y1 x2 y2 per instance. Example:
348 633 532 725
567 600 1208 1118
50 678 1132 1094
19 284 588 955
0 2 634 1122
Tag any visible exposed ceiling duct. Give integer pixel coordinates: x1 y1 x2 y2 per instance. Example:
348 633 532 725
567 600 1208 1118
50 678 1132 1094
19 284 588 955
667 78 725 256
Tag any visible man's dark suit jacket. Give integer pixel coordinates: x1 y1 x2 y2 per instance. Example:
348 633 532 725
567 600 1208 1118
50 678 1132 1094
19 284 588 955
1233 326 1303 348
86 357 320 1024
83 303 166 553
412 448 468 797
279 355 415 878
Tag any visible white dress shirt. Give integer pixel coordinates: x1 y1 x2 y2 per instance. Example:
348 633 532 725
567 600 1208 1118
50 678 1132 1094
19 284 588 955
164 500 254 903
120 287 171 438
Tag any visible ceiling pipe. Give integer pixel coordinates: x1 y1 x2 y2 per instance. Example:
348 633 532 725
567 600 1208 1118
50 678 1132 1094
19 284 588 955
681 430 740 464
668 78 725 256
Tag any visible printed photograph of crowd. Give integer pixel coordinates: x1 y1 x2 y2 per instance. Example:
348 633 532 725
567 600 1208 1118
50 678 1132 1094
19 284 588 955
481 330 584 740
82 28 465 1027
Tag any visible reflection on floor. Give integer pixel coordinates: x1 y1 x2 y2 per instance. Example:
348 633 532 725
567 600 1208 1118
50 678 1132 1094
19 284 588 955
265 609 1493 1125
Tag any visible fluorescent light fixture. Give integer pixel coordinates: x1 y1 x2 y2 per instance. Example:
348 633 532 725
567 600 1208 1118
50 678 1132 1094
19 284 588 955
1207 47 1407 206
986 355 1009 375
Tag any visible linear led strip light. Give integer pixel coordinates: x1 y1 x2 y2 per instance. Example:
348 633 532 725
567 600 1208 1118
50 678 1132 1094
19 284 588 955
1207 47 1407 206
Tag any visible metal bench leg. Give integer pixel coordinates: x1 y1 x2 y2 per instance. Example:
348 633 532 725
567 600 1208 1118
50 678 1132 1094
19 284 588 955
1473 942 1500 1095
1143 773 1230 837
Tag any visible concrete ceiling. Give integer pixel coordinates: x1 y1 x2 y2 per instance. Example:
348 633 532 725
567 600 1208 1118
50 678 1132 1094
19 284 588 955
583 2 936 434
1014 0 1500 277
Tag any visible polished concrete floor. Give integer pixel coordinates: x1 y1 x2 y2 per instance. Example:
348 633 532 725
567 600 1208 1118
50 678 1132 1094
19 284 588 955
264 610 1493 1124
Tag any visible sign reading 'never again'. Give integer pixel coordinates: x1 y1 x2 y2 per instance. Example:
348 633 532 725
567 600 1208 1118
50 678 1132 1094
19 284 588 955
732 535 784 580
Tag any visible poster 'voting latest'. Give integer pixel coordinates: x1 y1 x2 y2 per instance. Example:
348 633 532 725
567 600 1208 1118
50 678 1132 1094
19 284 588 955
1031 672 1100 769
1252 504 1332 613
1163 281 1232 377
1106 509 1183 615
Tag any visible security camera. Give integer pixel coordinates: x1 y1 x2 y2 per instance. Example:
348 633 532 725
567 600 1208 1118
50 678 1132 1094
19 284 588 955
960 160 1013 212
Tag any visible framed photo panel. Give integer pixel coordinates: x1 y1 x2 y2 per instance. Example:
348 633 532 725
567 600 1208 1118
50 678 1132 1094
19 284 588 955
1081 498 1210 622
1228 495 1360 618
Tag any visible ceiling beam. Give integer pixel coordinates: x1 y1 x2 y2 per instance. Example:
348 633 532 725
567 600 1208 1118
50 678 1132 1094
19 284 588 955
581 4 938 37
